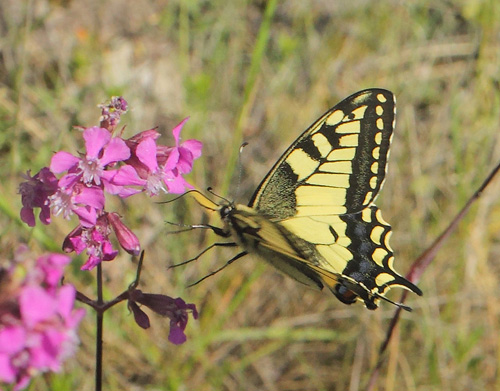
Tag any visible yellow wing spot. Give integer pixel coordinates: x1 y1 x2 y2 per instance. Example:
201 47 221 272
295 186 347 206
384 230 393 251
281 217 337 244
325 110 345 126
374 132 382 145
375 208 388 225
327 147 356 161
336 121 361 134
339 134 359 147
317 244 353 271
375 272 394 287
372 247 389 266
363 191 373 205
372 146 380 159
387 255 395 269
320 161 352 174
370 226 385 245
310 215 347 236
376 118 384 130
337 236 352 248
361 208 372 223
348 105 368 120
311 133 332 156
286 149 320 181
370 176 378 189
371 161 379 174
306 173 350 188
376 105 384 116
296 205 347 216
377 93 387 103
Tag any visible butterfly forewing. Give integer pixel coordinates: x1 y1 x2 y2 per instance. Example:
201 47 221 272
249 89 395 217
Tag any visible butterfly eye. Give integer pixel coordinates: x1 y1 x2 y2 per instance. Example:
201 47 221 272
220 205 233 218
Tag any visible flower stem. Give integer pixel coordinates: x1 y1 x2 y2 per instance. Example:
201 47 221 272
95 263 103 391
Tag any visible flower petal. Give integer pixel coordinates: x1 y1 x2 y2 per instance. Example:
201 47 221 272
171 117 189 145
181 139 203 160
99 137 130 166
20 286 56 326
50 151 79 173
136 138 159 172
83 127 111 158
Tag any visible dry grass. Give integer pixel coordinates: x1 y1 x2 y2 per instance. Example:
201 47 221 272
2 0 500 390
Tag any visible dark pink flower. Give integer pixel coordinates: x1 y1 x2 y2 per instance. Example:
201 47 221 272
49 183 105 226
18 168 58 227
108 212 141 255
128 290 198 345
63 215 122 270
99 96 128 131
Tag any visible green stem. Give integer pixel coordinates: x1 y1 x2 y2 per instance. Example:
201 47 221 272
220 0 279 195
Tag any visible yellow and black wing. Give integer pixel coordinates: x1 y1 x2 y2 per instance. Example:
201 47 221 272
245 89 422 309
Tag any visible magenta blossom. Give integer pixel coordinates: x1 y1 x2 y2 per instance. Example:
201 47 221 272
115 118 202 195
128 290 198 345
99 96 128 131
50 126 130 188
0 250 85 390
63 221 117 271
19 96 202 272
19 168 58 227
49 183 105 227
62 212 139 270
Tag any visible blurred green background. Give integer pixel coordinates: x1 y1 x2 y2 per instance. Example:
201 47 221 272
2 0 500 390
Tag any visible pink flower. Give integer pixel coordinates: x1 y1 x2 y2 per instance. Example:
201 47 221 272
159 118 202 193
128 290 198 345
107 212 140 255
18 168 58 227
50 127 130 188
117 118 203 195
99 96 128 131
62 212 139 270
49 183 105 226
62 217 120 271
0 251 85 390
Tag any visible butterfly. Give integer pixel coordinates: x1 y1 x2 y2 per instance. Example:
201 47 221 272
185 89 422 311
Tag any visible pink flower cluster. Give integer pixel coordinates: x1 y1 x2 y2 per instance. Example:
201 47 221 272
0 248 85 390
19 97 202 270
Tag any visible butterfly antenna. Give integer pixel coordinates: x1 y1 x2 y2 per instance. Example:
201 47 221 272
207 187 232 205
157 190 198 205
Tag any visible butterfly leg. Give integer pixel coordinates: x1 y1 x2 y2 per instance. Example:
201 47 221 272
169 242 238 269
187 251 248 287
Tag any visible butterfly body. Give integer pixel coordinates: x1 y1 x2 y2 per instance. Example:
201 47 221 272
191 88 422 310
